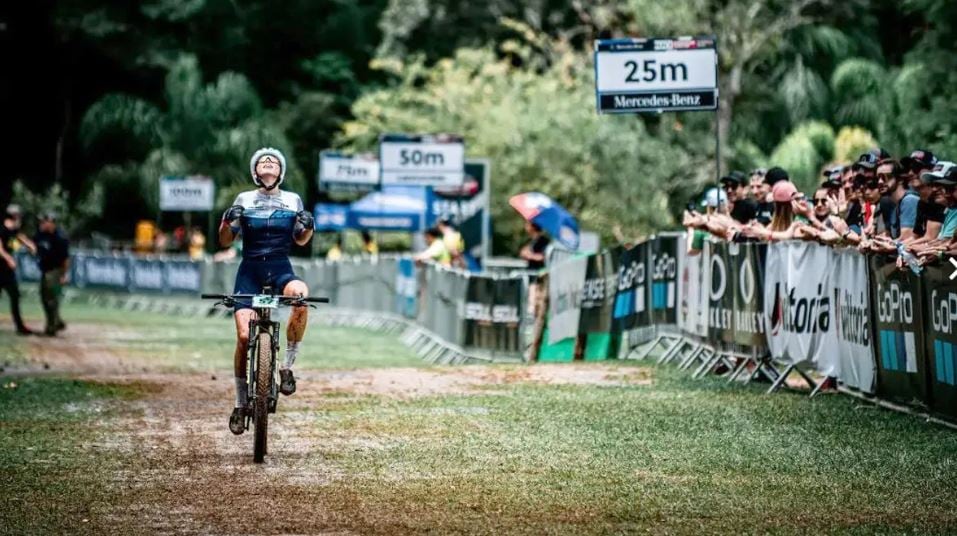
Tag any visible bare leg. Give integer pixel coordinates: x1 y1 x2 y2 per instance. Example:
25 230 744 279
284 280 309 342
233 309 258 406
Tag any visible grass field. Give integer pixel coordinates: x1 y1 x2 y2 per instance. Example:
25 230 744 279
1 297 957 534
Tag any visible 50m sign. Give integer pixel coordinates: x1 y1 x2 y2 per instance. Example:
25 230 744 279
594 37 718 114
380 134 465 187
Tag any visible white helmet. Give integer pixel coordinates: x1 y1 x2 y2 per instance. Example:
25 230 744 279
249 147 286 189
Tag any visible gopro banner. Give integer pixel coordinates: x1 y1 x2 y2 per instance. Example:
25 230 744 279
832 250 875 394
923 264 957 420
650 235 680 326
868 255 930 405
612 242 650 331
764 242 839 375
548 256 587 344
159 176 215 211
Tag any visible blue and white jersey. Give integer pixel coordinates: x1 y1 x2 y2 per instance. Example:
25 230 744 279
232 189 304 260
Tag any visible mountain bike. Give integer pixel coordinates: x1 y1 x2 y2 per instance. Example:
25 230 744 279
202 289 328 463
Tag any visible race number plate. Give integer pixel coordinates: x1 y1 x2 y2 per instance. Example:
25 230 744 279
252 295 278 309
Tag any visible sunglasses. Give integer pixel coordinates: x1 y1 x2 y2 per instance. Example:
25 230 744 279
813 198 829 205
258 156 279 165
792 194 807 203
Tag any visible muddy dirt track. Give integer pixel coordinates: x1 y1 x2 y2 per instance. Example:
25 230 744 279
4 320 647 535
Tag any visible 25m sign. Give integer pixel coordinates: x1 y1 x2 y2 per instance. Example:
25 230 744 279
594 37 718 114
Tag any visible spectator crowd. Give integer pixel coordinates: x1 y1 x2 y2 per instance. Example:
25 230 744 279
683 148 957 268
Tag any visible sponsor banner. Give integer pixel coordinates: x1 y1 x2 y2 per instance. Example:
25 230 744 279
463 277 522 353
707 241 735 344
923 263 957 420
318 151 379 192
832 250 875 393
130 259 165 291
380 134 465 187
159 176 215 211
704 241 737 343
548 255 587 344
579 250 618 334
731 242 766 348
678 239 708 338
868 254 930 405
395 258 418 319
164 259 203 293
650 235 679 325
612 242 650 331
74 253 131 290
764 242 839 375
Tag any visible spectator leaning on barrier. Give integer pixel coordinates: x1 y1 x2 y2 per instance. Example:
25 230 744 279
0 205 37 335
683 187 728 255
897 150 939 241
914 167 957 263
32 212 69 336
903 161 955 255
803 187 852 245
721 171 757 225
437 218 465 268
748 179 817 242
361 230 378 256
750 168 773 225
414 227 452 267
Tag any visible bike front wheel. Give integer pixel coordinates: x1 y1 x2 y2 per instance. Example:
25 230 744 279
253 330 272 463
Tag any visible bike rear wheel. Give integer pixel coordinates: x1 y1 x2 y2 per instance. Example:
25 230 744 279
253 330 272 463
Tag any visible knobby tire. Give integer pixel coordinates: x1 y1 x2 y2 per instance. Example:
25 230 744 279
253 330 272 463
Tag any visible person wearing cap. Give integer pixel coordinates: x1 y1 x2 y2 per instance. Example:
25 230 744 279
746 181 819 242
901 160 952 243
32 212 70 336
720 170 758 225
901 161 953 247
754 166 790 225
219 147 314 436
0 205 37 335
914 166 957 262
683 187 728 255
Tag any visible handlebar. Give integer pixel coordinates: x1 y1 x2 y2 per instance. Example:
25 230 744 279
201 293 330 304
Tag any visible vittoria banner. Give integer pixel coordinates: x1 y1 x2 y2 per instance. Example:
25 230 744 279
832 250 874 393
764 242 839 375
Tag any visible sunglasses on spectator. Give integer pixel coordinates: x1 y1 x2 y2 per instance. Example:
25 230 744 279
792 194 807 202
813 198 829 205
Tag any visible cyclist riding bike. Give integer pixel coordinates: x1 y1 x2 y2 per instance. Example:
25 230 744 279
219 147 314 435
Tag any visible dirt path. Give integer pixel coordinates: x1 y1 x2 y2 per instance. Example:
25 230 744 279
6 322 648 535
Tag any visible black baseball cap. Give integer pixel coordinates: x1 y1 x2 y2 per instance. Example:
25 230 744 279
900 149 938 171
940 165 957 186
719 170 747 186
764 167 789 186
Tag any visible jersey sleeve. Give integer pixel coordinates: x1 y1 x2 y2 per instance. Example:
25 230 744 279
899 195 919 229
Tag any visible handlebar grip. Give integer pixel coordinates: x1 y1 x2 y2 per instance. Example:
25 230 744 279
200 294 225 300
305 297 331 303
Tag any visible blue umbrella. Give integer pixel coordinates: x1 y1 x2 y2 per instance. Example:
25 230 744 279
509 192 580 250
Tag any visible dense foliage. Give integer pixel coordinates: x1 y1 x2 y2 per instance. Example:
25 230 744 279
13 0 957 250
